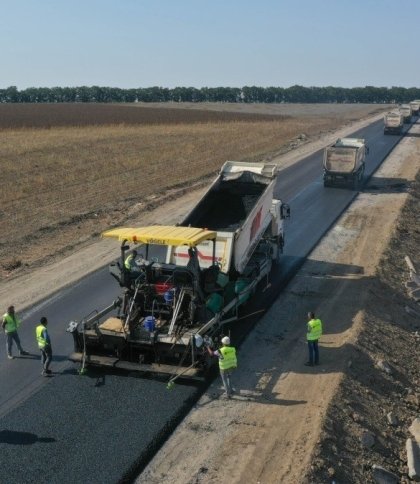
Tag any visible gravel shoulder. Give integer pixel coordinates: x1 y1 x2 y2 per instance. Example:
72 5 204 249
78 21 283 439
136 126 420 483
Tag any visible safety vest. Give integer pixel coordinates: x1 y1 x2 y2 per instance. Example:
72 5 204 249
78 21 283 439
307 318 323 341
219 346 237 371
36 324 47 349
2 313 20 333
124 254 134 270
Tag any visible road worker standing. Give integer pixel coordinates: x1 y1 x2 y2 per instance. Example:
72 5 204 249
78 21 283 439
208 336 237 398
36 317 52 376
2 305 29 359
305 311 323 367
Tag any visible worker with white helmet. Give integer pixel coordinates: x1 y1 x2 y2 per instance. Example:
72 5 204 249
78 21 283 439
208 335 237 398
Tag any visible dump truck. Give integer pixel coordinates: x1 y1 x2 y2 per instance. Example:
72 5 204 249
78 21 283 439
383 111 404 135
399 104 413 123
67 161 290 380
323 138 368 189
409 100 420 116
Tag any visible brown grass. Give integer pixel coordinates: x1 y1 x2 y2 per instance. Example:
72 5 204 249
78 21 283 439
0 104 385 278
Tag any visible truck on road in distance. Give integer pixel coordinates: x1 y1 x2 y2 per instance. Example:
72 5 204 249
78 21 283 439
409 100 420 116
399 104 413 123
67 161 290 380
383 111 404 135
323 138 368 189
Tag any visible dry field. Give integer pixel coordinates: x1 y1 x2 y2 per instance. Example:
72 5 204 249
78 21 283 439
0 103 286 129
0 103 387 279
130 101 391 118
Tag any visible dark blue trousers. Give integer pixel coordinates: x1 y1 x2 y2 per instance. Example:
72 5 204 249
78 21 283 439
307 340 319 365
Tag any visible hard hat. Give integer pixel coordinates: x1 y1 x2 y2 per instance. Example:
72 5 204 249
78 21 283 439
221 336 230 345
194 334 204 348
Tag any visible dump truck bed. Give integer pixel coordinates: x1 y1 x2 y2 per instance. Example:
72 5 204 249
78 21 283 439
384 112 404 127
324 138 366 174
179 161 278 273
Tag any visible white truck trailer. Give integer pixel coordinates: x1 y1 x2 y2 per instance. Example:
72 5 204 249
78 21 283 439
409 100 420 116
323 138 368 189
383 111 404 135
399 104 413 123
68 161 290 380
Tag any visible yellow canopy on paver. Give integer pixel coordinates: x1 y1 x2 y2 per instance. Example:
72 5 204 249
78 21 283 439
102 225 217 247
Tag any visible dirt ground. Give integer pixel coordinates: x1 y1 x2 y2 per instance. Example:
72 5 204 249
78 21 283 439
137 128 420 483
1 104 416 484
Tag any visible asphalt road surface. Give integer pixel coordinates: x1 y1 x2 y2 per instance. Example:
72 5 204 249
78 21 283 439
0 118 411 484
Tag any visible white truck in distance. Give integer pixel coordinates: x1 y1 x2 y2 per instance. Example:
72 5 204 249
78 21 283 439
323 138 368 189
399 104 413 123
383 111 404 135
409 100 420 116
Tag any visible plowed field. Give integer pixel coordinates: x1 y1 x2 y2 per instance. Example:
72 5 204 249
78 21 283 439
0 103 286 129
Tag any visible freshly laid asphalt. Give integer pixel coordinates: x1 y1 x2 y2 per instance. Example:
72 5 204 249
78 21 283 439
0 118 411 483
0 369 199 484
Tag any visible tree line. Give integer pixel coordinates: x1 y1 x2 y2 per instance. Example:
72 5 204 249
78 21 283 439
1 85 420 104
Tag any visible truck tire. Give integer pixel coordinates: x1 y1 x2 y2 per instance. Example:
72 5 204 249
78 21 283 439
352 166 364 191
273 237 283 265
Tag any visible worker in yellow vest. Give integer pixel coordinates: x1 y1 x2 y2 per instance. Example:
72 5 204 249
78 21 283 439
2 305 29 359
124 249 146 279
305 312 323 367
36 317 52 376
208 336 237 398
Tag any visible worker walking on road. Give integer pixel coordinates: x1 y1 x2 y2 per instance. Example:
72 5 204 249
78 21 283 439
305 311 323 367
36 317 52 376
208 336 237 399
2 305 29 359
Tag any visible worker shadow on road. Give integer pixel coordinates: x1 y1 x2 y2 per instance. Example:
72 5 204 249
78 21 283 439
0 430 56 445
232 393 306 406
12 353 40 360
202 361 309 406
363 176 410 194
199 387 306 407
16 353 70 365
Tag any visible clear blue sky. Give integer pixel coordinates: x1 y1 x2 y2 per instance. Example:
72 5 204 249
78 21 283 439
2 0 419 89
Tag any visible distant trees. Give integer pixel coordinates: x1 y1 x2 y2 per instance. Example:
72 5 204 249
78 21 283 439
0 85 419 104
